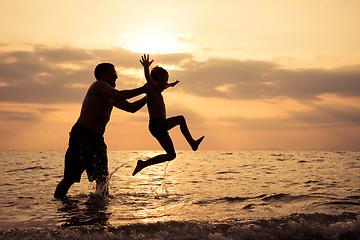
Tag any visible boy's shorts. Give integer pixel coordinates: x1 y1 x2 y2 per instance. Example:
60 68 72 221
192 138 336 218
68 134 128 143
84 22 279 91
64 123 108 183
149 117 169 140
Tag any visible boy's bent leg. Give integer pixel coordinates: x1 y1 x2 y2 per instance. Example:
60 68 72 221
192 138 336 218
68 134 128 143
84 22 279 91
166 115 204 151
133 135 176 176
54 177 75 199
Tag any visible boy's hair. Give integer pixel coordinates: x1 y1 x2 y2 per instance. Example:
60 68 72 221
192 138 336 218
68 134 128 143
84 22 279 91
151 66 168 81
94 63 114 80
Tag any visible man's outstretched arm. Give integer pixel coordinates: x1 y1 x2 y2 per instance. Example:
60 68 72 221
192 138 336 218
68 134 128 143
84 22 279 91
114 96 147 113
97 80 148 101
116 85 148 100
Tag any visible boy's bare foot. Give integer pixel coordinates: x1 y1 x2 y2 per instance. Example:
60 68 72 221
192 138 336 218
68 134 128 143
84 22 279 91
191 136 205 151
132 160 145 176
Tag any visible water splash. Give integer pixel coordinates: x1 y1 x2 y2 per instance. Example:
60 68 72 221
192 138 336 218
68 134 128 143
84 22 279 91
94 161 131 195
151 162 170 197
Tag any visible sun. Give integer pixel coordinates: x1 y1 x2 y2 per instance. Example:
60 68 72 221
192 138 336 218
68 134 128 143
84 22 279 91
122 32 188 54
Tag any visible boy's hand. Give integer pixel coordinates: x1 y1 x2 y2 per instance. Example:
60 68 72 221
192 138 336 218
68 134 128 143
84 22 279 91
167 80 180 88
140 54 154 68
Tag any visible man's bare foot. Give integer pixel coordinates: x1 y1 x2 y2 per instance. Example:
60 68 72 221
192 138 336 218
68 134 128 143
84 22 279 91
191 136 205 151
132 160 145 176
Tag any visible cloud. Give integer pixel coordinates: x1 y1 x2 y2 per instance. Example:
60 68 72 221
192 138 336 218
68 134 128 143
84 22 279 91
0 104 60 122
0 44 193 103
0 43 359 105
35 45 94 63
291 103 360 127
215 99 360 131
0 110 39 121
173 57 360 100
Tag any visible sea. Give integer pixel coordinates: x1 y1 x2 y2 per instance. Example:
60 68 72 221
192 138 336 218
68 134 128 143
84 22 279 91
0 150 359 240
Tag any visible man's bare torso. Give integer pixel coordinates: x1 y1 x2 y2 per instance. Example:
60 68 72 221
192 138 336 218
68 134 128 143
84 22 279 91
77 81 114 135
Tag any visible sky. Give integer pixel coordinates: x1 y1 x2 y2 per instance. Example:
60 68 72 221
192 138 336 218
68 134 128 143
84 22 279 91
0 0 359 150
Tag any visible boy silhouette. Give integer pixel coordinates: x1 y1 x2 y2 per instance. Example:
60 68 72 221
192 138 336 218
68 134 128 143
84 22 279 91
132 54 204 176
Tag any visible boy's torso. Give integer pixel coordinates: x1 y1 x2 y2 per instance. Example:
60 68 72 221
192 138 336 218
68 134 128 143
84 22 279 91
146 90 166 120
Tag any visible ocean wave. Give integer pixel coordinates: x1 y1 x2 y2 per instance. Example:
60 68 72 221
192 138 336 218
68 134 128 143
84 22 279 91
324 201 360 206
193 194 267 205
5 166 49 172
215 171 240 174
1 213 359 240
194 193 316 205
261 193 313 202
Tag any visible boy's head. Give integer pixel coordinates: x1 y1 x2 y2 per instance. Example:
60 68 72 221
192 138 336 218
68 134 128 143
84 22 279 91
151 66 168 89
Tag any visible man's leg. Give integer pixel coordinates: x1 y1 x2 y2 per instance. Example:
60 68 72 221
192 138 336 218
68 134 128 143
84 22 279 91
54 177 75 199
166 115 204 151
133 135 176 176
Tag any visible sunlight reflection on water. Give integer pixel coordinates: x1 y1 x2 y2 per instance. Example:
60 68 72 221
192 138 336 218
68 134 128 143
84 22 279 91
0 150 359 229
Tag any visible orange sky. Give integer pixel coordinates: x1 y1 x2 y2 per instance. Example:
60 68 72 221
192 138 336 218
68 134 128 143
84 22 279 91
0 0 359 150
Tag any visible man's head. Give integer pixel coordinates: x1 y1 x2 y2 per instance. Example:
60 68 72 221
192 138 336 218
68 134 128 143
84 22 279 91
151 66 168 90
94 63 118 87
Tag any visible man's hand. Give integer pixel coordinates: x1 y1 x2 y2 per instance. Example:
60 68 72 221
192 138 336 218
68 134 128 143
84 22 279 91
167 80 180 88
140 54 154 68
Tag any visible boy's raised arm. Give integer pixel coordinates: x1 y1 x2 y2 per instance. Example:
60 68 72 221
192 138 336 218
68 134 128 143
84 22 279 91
140 54 159 91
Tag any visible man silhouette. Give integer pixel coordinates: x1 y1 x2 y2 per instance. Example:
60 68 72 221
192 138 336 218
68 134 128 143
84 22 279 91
54 63 148 198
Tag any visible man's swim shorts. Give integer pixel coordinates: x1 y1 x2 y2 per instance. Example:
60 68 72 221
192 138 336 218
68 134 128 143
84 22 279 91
149 117 169 140
64 123 108 183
